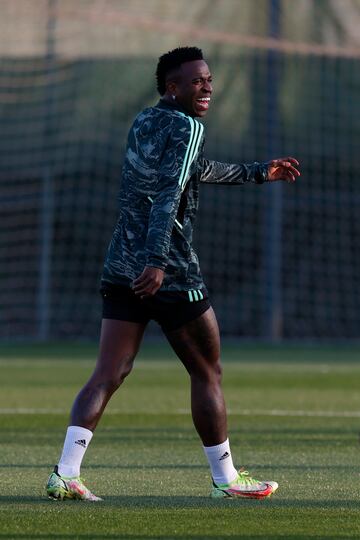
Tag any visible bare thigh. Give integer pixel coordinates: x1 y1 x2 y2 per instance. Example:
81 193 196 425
164 307 221 376
92 318 147 383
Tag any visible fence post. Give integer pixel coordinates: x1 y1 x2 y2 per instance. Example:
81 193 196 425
263 0 283 341
37 0 56 340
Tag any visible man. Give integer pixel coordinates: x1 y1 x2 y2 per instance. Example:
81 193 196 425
46 47 300 501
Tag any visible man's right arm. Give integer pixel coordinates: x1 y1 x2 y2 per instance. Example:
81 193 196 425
133 116 204 297
145 116 203 270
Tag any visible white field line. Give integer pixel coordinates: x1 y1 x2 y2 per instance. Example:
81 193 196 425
1 408 360 418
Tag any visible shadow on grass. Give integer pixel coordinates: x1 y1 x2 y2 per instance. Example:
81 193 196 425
0 536 354 540
0 535 352 540
1 463 360 473
0 463 208 470
0 495 358 510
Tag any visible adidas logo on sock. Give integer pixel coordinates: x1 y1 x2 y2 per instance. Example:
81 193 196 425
75 439 87 448
219 451 230 461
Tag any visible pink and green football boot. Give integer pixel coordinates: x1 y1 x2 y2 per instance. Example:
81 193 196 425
46 466 102 501
211 468 278 499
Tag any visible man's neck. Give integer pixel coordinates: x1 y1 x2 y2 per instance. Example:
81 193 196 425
158 96 190 116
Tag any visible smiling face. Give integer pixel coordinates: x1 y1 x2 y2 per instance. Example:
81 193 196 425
166 59 213 118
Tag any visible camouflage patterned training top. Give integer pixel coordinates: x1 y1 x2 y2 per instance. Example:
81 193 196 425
101 99 268 292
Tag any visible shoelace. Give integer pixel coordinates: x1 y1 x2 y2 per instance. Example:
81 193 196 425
77 477 90 490
236 468 259 487
66 476 87 488
68 477 92 496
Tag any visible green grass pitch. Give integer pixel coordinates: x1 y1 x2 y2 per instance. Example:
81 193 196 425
1 341 360 539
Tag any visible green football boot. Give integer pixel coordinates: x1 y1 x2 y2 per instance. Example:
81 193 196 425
211 468 278 499
46 466 102 501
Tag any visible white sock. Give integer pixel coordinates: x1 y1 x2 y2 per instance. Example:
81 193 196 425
203 438 238 485
57 426 93 478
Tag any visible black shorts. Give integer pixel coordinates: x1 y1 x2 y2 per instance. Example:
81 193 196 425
100 283 211 332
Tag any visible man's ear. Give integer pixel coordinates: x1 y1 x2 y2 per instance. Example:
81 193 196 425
165 80 177 96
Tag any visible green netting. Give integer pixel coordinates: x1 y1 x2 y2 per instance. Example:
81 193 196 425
1 0 359 339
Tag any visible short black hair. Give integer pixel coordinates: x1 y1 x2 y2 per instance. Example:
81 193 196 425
156 46 204 95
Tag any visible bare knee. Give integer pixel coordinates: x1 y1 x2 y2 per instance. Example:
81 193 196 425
111 354 135 387
214 360 223 383
89 353 135 394
191 356 223 386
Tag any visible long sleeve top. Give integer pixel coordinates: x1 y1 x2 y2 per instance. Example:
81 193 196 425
101 99 268 292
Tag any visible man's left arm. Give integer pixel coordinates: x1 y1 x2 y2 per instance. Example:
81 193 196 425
200 157 300 185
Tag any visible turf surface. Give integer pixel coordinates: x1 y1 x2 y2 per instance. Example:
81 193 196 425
1 342 360 539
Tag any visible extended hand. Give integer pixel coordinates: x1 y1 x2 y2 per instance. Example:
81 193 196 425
267 157 300 183
132 266 165 299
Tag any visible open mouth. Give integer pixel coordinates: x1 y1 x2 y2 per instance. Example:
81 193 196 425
196 97 211 111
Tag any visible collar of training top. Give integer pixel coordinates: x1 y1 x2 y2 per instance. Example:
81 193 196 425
157 98 190 116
